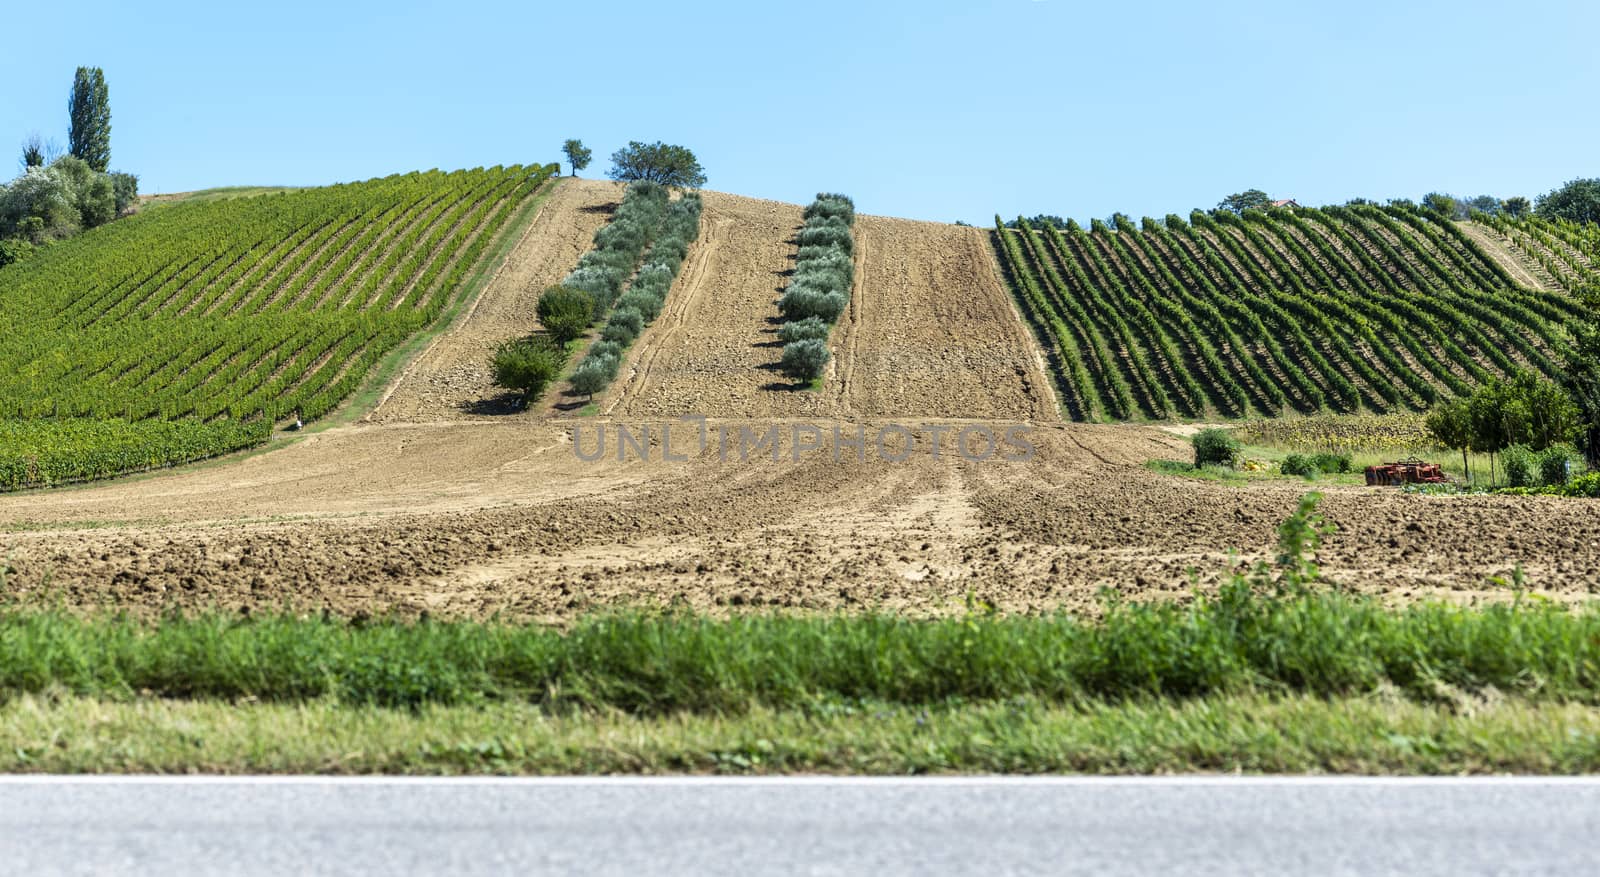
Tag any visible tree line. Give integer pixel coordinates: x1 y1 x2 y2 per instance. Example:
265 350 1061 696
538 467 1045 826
1 66 137 268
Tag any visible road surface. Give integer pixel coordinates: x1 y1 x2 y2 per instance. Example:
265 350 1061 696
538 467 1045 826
2 776 1596 875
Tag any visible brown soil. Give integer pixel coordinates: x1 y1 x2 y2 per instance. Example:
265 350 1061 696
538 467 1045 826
4 188 1598 620
3 420 1598 620
839 217 1054 420
605 192 834 419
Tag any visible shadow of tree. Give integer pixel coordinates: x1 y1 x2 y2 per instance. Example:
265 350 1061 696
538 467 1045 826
458 394 527 416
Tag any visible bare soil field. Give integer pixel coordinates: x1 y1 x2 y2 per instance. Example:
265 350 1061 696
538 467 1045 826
605 192 835 419
838 217 1054 420
2 421 1597 619
2 188 1596 619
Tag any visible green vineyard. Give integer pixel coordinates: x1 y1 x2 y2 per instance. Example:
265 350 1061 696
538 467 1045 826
0 163 557 488
993 205 1583 421
1474 212 1600 291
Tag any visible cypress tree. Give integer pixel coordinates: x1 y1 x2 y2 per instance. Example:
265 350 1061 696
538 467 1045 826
68 67 111 172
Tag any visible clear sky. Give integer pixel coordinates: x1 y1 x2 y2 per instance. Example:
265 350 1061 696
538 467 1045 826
3 0 1595 224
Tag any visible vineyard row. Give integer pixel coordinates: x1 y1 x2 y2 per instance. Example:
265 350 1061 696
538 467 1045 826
993 205 1580 421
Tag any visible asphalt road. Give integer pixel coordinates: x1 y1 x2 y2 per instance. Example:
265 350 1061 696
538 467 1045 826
2 777 1597 876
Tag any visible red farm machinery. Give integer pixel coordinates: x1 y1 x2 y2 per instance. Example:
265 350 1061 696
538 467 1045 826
1363 459 1449 486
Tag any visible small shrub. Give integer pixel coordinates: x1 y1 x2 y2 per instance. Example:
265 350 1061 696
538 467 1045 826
600 307 644 345
490 336 565 407
570 356 615 398
778 317 830 343
793 264 850 297
609 307 644 336
796 243 850 265
795 224 853 252
1280 454 1317 478
1503 444 1535 488
1560 471 1600 497
1538 444 1576 487
586 340 623 362
780 339 831 382
617 290 663 322
779 288 847 322
536 286 594 345
803 194 855 224
1309 452 1352 474
563 266 620 308
1192 428 1239 468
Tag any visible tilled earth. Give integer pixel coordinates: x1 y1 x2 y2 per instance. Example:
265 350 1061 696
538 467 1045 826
2 421 1595 620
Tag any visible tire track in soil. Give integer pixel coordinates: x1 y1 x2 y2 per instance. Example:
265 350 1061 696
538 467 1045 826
830 217 867 418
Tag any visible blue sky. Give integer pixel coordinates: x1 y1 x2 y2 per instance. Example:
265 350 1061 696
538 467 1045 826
3 0 1595 223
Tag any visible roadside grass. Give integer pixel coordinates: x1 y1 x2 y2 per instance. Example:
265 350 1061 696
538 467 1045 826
5 692 1599 775
4 580 1595 712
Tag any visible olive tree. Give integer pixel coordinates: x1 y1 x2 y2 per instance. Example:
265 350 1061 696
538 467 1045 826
607 141 707 188
536 285 593 345
780 339 830 383
490 336 564 408
562 139 591 177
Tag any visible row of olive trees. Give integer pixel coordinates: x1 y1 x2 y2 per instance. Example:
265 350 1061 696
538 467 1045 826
491 182 706 407
491 142 709 408
489 180 670 407
568 190 703 399
775 194 855 383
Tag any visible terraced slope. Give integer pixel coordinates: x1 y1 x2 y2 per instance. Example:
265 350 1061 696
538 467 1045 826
0 164 557 488
994 206 1582 421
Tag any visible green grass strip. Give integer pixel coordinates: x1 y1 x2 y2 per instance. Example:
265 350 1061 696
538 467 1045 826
3 582 1598 711
4 693 1599 775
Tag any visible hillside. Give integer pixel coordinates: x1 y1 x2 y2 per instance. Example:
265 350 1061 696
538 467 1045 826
5 185 1600 623
994 206 1582 420
0 164 556 488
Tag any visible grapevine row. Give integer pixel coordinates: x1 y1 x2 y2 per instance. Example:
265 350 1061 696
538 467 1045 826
993 204 1574 421
0 163 557 488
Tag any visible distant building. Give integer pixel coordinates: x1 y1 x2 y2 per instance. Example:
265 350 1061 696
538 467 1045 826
1268 199 1301 209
